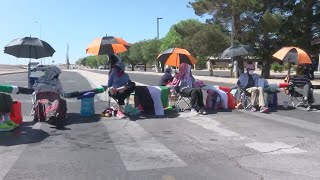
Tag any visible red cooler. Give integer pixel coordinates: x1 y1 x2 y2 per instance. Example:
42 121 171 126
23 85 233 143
10 101 23 125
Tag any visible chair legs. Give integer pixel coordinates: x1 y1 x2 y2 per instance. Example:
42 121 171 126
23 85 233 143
175 96 192 111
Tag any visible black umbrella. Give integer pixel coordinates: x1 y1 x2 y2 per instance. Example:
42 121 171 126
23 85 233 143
4 37 55 59
220 45 256 58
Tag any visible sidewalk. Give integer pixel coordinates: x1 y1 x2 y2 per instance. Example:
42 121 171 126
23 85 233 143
86 68 320 85
0 70 27 75
72 69 320 95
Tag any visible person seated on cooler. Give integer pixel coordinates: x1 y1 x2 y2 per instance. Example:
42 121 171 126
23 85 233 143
159 67 174 86
170 63 207 115
33 66 63 96
289 64 314 109
107 55 135 118
237 63 269 113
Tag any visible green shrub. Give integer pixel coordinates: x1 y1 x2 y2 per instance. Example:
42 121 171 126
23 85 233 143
271 63 280 72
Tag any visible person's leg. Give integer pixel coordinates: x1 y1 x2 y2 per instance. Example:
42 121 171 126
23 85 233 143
182 88 198 109
249 87 259 107
195 89 204 108
257 87 266 107
302 84 311 99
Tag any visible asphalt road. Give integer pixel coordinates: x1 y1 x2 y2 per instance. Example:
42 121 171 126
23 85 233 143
1 71 320 180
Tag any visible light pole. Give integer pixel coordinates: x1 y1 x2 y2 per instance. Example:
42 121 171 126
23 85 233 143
34 21 43 64
156 17 162 73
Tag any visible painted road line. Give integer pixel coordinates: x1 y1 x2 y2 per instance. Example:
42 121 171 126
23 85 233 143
246 142 307 154
102 120 187 171
187 115 307 154
240 110 320 133
5 80 77 83
0 120 41 180
187 116 241 137
17 99 101 103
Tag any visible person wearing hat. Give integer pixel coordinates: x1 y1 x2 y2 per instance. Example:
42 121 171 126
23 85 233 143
158 67 174 86
237 63 269 113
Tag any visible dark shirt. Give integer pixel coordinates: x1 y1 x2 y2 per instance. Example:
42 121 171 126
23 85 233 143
159 72 173 86
246 74 255 89
290 75 310 88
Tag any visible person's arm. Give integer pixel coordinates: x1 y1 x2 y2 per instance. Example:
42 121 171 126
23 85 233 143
107 71 115 87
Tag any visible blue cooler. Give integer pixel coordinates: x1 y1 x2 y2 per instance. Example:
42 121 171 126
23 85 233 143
79 92 95 117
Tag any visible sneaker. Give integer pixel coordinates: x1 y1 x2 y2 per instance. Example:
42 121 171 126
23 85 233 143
199 107 207 115
116 111 126 119
303 97 308 105
190 108 199 116
307 106 312 111
6 120 19 128
0 123 15 131
251 107 257 112
259 107 269 113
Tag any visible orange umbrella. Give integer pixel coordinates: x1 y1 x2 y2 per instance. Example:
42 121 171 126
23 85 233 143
86 36 130 55
272 46 311 64
156 48 197 67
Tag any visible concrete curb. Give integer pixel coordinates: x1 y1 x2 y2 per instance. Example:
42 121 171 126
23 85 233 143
0 71 27 75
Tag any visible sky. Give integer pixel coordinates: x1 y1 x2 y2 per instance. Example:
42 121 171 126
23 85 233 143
0 0 205 65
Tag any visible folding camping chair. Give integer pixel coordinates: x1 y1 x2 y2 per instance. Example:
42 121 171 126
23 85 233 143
173 88 192 112
286 84 314 108
238 88 252 110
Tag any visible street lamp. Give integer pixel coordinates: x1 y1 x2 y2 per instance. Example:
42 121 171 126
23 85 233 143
156 17 163 73
34 21 44 64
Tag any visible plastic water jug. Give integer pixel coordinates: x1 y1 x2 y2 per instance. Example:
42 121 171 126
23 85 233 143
80 97 95 117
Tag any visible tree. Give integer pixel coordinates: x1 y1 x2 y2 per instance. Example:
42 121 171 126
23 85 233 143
119 51 136 71
141 39 161 71
85 55 98 69
160 26 183 52
128 42 144 71
97 55 108 69
175 21 230 68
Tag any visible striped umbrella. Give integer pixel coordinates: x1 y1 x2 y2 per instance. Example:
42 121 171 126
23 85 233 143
86 36 130 55
156 48 197 67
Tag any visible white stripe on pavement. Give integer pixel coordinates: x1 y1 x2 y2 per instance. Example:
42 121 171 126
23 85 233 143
4 80 76 83
187 116 241 137
240 110 320 133
0 119 41 180
102 120 187 171
246 142 307 154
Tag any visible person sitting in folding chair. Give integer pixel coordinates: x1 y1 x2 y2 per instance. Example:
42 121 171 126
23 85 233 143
288 64 315 110
237 63 269 113
170 63 207 115
107 55 135 118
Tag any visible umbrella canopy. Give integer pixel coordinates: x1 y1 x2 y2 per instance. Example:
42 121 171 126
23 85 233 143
4 37 55 59
86 36 130 55
156 48 197 67
272 46 311 64
220 45 257 58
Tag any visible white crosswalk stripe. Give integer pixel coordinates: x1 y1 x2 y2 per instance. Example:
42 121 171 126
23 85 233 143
101 120 187 171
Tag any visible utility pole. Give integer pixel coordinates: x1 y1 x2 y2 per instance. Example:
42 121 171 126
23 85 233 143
66 43 70 69
156 17 162 73
230 4 238 77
